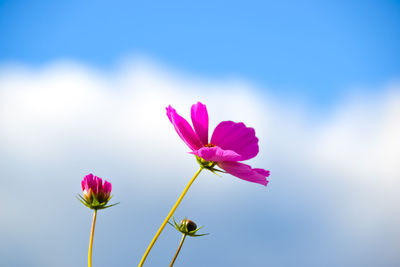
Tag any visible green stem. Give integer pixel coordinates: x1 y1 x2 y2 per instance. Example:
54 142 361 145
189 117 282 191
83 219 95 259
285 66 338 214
138 167 203 267
88 209 97 267
169 234 187 267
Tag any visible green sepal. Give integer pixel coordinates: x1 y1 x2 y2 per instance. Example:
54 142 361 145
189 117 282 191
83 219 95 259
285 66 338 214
210 168 226 173
195 155 226 176
77 194 119 210
187 226 209 237
96 202 120 210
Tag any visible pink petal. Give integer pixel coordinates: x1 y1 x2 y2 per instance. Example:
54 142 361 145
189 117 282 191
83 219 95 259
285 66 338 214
211 121 259 161
84 173 94 182
194 146 242 162
82 173 94 191
166 105 203 151
94 176 102 194
81 180 86 191
218 161 270 186
191 102 209 146
103 180 112 194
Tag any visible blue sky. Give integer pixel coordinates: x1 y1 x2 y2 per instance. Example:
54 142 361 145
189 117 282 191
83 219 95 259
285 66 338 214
1 0 400 106
1 1 400 267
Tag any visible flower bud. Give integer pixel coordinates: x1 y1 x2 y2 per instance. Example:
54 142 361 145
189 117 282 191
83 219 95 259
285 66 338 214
78 173 117 210
169 217 208 237
180 219 197 232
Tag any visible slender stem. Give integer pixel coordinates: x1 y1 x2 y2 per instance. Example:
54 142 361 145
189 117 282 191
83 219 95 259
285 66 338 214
138 167 203 267
169 234 187 267
88 209 97 267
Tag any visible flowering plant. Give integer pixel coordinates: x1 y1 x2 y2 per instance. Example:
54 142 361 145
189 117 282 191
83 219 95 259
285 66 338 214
78 173 118 267
138 102 270 266
169 217 208 266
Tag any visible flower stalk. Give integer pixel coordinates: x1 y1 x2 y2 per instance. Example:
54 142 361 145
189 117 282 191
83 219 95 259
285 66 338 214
88 209 97 267
169 234 186 267
138 167 203 267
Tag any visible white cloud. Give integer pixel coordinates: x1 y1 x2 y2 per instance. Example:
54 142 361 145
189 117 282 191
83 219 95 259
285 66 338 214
0 59 399 266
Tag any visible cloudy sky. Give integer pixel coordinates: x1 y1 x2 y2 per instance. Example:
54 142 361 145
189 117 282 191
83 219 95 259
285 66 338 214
1 1 399 266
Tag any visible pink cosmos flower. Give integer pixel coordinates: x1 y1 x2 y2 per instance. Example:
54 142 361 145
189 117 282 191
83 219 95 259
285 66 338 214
80 173 113 209
166 102 270 186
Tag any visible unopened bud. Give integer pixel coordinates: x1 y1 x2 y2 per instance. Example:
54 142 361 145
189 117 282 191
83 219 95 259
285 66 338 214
181 219 197 232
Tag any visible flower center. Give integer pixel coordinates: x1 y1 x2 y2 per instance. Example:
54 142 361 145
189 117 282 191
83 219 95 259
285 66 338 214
204 143 215 148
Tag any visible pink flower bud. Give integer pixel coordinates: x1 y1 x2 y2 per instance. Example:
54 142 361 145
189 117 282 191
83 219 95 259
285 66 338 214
79 173 114 209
